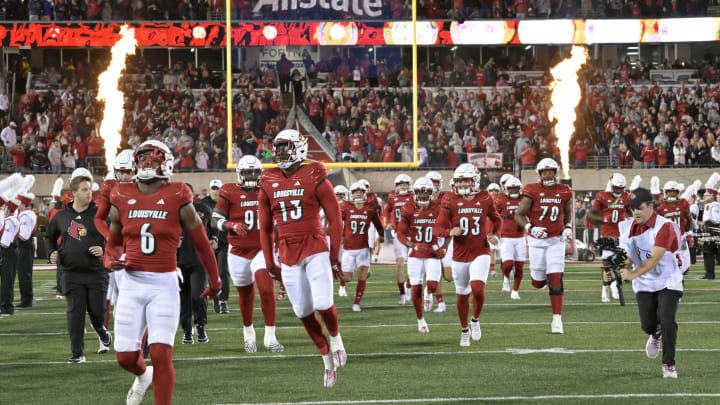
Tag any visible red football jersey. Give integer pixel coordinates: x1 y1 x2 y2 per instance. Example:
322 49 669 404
96 179 117 217
494 193 525 238
110 182 192 273
591 191 630 237
397 199 442 259
259 162 338 266
384 191 414 228
216 183 261 259
658 199 691 233
521 182 573 238
340 201 384 250
435 191 501 261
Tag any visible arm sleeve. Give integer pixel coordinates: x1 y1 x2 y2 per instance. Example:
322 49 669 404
487 202 502 235
382 200 393 224
433 206 452 238
94 198 111 240
317 179 342 262
396 209 410 246
258 189 276 268
654 222 679 252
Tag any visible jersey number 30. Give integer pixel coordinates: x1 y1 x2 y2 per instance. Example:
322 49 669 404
140 223 155 255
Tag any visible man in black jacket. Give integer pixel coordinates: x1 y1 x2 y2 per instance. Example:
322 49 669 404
202 179 230 314
46 175 111 363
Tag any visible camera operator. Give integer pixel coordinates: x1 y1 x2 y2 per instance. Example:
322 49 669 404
616 188 684 379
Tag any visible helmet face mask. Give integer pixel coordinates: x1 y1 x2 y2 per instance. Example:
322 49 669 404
665 189 679 202
114 149 134 183
133 141 174 183
413 177 434 208
115 169 134 183
611 186 625 197
454 178 474 195
334 185 349 202
396 182 410 195
272 129 308 170
507 186 521 198
236 155 263 188
536 158 560 187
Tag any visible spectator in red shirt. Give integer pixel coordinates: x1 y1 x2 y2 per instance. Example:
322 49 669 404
178 141 195 171
641 139 657 168
445 145 458 167
520 143 536 169
382 145 396 162
573 139 589 168
617 143 632 168
9 143 26 173
656 143 668 166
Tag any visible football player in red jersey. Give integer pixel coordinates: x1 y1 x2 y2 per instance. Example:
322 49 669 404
258 129 347 389
515 158 573 334
657 181 693 274
495 176 526 299
105 140 221 405
383 173 414 304
397 177 444 333
588 173 631 302
425 171 451 313
213 155 284 354
94 149 135 348
339 182 384 311
487 183 502 277
434 164 501 346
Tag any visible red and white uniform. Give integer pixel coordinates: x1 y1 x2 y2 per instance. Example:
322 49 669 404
340 201 383 272
383 191 413 259
434 191 454 267
494 193 527 262
96 179 123 304
592 191 630 259
521 182 572 279
258 162 341 318
1 214 18 247
110 182 192 351
216 183 265 287
657 199 691 234
397 199 443 286
488 193 502 252
434 191 501 294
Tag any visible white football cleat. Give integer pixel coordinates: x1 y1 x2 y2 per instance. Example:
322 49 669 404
244 339 257 353
601 286 610 303
244 325 257 353
646 335 661 359
417 318 429 333
338 286 347 297
470 320 482 341
126 366 153 405
551 314 564 334
398 293 407 305
491 270 497 278
264 339 284 353
501 277 511 292
433 302 446 313
352 304 361 312
662 364 678 379
459 330 471 347
324 368 337 388
423 288 433 312
329 334 347 369
610 283 620 300
510 290 520 300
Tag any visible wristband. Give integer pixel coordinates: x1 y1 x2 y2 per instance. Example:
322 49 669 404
216 219 226 232
525 223 532 232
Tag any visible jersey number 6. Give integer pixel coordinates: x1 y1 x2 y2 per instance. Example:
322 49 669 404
140 223 156 255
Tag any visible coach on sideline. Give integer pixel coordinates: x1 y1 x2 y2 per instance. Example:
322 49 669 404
615 187 684 379
46 175 111 363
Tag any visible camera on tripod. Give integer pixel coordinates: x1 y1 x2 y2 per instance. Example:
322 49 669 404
596 237 627 306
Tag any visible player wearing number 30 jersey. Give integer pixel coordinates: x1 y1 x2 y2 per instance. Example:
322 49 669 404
515 158 573 335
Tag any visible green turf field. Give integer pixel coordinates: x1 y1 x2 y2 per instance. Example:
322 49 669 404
1 263 719 404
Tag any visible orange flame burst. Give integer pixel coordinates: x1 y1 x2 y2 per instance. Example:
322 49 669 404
548 46 588 179
97 25 137 172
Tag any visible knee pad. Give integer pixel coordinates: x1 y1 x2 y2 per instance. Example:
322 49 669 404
548 275 564 296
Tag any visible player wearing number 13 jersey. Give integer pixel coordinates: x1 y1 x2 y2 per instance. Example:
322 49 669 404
106 140 221 405
515 158 573 335
213 155 283 354
258 129 346 389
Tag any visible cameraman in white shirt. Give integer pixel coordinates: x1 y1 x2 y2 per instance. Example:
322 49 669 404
616 188 684 379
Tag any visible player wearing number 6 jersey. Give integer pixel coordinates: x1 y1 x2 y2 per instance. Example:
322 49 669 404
106 140 221 405
212 155 283 354
434 163 501 347
515 158 573 334
588 173 630 303
258 129 346 389
340 182 385 311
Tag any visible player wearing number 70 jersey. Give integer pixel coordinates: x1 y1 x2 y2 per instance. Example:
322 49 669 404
212 155 283 354
515 158 573 335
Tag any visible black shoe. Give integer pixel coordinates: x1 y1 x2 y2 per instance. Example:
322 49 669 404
197 326 209 343
213 298 220 314
219 301 229 314
17 301 32 308
100 330 112 347
182 330 194 344
67 355 86 364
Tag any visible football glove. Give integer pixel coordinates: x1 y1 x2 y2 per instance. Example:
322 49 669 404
200 284 222 299
562 227 573 242
529 226 548 239
331 259 344 280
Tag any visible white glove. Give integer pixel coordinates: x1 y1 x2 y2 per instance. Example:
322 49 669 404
530 226 548 239
562 227 573 242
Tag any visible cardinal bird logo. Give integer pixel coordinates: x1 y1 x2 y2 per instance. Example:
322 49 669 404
68 220 87 240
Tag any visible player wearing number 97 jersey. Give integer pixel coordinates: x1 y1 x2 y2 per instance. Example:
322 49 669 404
213 155 283 354
515 158 573 335
258 129 346 388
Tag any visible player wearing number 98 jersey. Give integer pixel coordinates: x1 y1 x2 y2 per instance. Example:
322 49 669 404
515 158 573 335
213 155 283 354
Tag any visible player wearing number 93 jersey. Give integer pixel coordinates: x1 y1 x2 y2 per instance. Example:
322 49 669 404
515 158 573 334
258 129 346 389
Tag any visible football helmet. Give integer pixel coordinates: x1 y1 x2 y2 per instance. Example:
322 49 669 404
133 140 174 182
499 173 513 191
394 174 412 195
349 182 367 203
505 176 522 199
536 158 560 187
663 180 681 202
487 183 500 193
358 179 371 191
236 155 263 188
610 173 626 197
452 163 478 196
273 129 308 169
426 171 443 191
114 149 135 183
413 177 434 208
334 185 349 202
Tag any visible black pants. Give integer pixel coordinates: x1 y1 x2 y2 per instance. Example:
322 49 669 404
62 271 109 357
690 246 697 265
702 241 717 279
636 288 683 366
216 245 229 302
0 245 17 314
16 240 34 305
179 263 208 334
